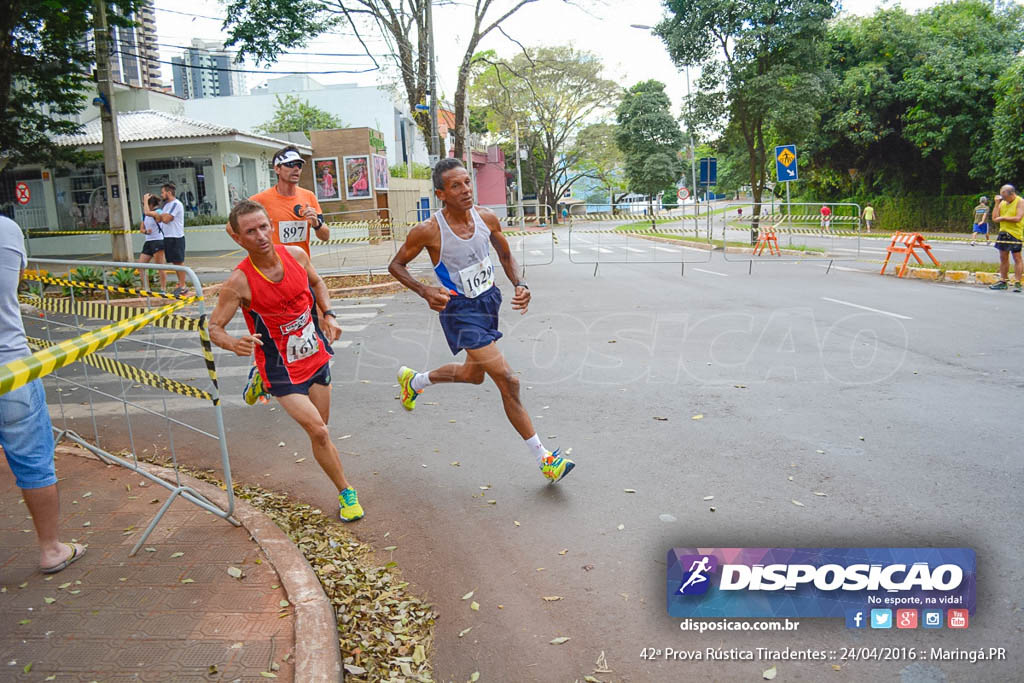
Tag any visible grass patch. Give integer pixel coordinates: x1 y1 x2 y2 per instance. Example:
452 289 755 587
911 260 1001 274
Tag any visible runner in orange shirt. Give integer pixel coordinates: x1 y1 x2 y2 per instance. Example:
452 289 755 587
249 146 330 257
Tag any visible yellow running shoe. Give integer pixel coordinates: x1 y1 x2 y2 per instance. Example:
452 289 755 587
541 449 575 483
339 488 364 522
397 365 420 411
242 364 269 406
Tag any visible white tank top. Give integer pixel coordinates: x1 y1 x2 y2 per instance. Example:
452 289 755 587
433 208 495 298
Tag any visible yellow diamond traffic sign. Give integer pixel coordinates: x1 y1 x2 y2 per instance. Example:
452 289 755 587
777 147 796 167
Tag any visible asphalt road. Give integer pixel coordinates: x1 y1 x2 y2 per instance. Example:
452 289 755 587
33 226 1023 682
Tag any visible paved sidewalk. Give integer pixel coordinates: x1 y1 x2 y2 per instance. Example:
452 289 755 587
0 450 296 682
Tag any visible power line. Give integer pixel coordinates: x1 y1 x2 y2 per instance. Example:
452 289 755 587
113 50 379 75
153 7 223 22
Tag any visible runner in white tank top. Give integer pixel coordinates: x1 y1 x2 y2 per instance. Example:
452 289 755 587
388 158 575 484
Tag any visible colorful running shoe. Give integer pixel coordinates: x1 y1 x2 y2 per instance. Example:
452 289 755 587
1015 282 1022 293
242 364 269 405
540 449 575 483
990 280 1009 290
397 366 420 411
339 488 364 522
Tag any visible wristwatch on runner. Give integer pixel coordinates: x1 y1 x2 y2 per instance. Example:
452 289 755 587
515 281 529 290
323 309 337 318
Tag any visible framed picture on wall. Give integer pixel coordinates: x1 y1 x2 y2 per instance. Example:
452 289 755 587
343 155 371 200
372 154 389 192
313 157 341 201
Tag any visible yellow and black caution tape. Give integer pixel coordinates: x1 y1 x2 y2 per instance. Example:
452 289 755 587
26 336 213 402
23 273 199 302
195 315 220 394
23 229 130 237
311 236 392 246
0 299 189 396
18 295 202 332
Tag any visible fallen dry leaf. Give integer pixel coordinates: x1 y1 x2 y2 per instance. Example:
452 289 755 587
458 626 472 638
462 591 474 600
542 596 563 602
692 414 704 420
703 495 714 501
227 567 243 579
623 488 636 494
763 664 777 680
791 500 805 507
558 549 568 555
550 636 571 645
470 601 480 611
653 416 668 421
814 492 828 497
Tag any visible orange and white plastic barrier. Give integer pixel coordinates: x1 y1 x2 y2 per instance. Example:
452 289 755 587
880 232 940 278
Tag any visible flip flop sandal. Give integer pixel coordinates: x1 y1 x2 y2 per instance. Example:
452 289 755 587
41 542 86 574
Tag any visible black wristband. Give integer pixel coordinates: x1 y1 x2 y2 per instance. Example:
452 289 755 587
515 282 529 289
323 310 336 318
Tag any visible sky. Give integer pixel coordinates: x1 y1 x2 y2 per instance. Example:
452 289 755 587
152 0 944 114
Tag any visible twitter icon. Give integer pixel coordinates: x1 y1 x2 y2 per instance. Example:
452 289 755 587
871 609 892 629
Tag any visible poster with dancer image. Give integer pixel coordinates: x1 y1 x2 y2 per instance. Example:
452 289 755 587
313 157 341 201
344 155 371 200
372 154 389 192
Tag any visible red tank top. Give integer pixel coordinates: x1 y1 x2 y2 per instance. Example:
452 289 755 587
236 246 332 388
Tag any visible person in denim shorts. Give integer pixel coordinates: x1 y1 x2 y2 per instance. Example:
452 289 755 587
0 216 86 573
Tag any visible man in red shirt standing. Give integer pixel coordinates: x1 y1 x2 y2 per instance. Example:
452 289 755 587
208 200 363 522
819 204 832 230
250 146 330 257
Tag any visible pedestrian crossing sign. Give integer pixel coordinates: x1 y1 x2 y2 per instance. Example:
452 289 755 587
775 145 798 181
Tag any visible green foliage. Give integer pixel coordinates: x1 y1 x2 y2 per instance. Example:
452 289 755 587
987 57 1024 183
661 186 679 209
185 215 229 227
615 81 684 201
110 267 136 288
255 94 345 136
809 1 1024 197
572 122 627 202
0 0 145 169
470 46 620 215
389 163 432 180
657 0 835 204
849 195 981 232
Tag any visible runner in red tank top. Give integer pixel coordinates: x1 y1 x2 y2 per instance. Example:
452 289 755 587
209 200 364 522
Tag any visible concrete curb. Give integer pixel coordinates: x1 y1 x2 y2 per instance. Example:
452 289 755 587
59 445 343 683
326 280 407 298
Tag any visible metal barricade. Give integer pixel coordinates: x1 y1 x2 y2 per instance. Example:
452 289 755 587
404 205 557 272
567 202 713 275
11 259 239 555
720 202 862 270
311 207 399 276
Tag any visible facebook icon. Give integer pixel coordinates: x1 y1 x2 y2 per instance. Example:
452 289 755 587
845 609 867 629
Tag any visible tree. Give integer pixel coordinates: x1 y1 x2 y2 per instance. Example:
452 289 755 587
572 122 627 208
255 94 345 136
471 46 620 219
223 0 553 162
0 0 144 171
656 0 835 221
614 80 684 216
988 56 1024 184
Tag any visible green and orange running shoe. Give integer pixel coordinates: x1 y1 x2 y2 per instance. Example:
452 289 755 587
339 488 364 522
541 449 575 483
397 365 420 411
242 364 269 405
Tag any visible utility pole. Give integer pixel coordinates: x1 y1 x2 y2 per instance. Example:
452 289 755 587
465 92 475 202
513 121 525 228
92 0 132 262
685 66 698 223
426 0 441 208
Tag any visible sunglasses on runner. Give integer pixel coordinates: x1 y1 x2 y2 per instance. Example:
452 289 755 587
279 160 304 169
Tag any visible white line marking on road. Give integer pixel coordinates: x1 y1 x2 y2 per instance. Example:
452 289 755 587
334 340 354 348
598 247 615 254
339 324 367 333
934 284 987 294
335 303 387 309
821 297 912 320
624 247 645 253
653 246 680 252
692 268 729 277
530 249 544 256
